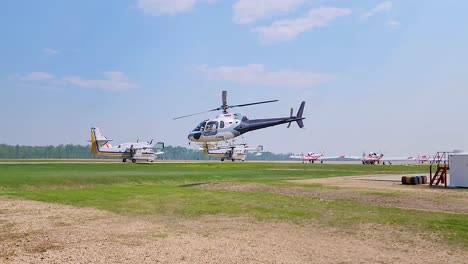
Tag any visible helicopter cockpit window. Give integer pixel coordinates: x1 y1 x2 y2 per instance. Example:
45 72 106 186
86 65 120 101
205 121 219 131
220 121 225 128
192 121 207 132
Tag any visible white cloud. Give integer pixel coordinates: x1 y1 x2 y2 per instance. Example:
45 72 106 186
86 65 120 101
63 71 138 91
251 7 351 44
42 48 59 56
21 72 56 81
136 0 216 16
197 64 334 87
386 20 400 29
17 71 137 91
361 1 392 20
233 0 306 24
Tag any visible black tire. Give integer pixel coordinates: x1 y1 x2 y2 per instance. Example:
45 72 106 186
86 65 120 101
122 159 127 163
132 159 136 163
221 158 224 162
232 159 235 162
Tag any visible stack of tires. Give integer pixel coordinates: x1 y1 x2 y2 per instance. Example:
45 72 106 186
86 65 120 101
401 175 427 185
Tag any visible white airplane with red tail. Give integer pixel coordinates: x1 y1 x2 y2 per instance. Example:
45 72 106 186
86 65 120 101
348 152 432 165
290 153 347 163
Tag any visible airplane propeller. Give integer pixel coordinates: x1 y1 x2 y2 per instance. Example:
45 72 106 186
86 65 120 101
173 91 278 120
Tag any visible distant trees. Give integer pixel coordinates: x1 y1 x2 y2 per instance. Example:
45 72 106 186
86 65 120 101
0 144 291 160
0 144 93 159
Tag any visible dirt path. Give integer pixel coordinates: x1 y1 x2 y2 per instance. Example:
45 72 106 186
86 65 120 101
1 196 467 263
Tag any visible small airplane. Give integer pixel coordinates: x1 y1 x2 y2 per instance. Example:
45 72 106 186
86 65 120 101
201 142 263 162
90 127 164 163
348 152 429 165
415 154 431 164
290 153 347 163
174 91 305 143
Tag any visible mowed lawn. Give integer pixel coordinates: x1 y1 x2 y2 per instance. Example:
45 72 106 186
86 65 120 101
1 162 468 247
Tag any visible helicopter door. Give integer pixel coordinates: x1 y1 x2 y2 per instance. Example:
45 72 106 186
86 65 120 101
204 121 219 136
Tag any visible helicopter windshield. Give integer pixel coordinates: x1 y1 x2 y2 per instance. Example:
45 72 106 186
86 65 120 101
192 121 207 132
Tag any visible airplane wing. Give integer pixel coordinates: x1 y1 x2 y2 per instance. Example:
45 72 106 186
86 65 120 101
340 156 362 160
289 155 304 159
317 155 349 161
244 145 263 152
380 156 416 162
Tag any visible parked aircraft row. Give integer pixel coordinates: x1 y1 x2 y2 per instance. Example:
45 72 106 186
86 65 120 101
290 152 431 165
90 91 435 164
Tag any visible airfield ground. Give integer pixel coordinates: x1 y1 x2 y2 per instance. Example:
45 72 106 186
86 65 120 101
1 162 467 263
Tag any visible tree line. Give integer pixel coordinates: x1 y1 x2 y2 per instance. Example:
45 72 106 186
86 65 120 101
0 144 291 160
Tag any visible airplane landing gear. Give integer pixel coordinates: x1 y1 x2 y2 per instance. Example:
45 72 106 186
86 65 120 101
122 159 127 163
132 159 136 163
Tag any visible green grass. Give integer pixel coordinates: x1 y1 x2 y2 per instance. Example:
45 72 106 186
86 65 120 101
0 162 427 190
1 162 467 247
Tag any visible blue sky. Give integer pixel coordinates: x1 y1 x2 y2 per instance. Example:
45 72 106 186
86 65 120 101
1 0 467 155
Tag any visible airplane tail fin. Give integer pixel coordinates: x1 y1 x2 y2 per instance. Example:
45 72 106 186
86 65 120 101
90 127 113 154
90 128 99 155
295 101 305 128
154 142 165 155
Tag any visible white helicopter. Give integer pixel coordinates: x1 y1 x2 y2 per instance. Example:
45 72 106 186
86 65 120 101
90 127 164 163
174 91 306 143
201 142 263 162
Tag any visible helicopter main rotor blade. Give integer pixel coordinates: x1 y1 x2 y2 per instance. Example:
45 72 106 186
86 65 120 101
173 108 219 120
228 100 279 109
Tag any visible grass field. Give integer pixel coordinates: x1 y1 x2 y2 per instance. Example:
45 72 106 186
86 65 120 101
1 162 468 248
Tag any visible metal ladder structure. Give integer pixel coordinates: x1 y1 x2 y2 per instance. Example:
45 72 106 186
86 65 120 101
429 151 450 187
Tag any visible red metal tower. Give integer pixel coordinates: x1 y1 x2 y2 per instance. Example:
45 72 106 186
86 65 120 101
429 152 449 187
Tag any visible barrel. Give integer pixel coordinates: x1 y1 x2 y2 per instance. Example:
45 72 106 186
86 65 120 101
421 176 427 184
401 176 414 185
410 176 418 185
416 176 422 184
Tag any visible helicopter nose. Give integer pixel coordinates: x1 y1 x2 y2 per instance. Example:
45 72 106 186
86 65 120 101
188 132 201 141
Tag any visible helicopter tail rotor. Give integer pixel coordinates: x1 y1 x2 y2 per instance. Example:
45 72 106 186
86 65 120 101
287 108 293 128
295 101 305 128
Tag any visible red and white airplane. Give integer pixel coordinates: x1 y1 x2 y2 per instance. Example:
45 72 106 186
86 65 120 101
290 153 347 163
348 152 432 165
415 154 431 164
